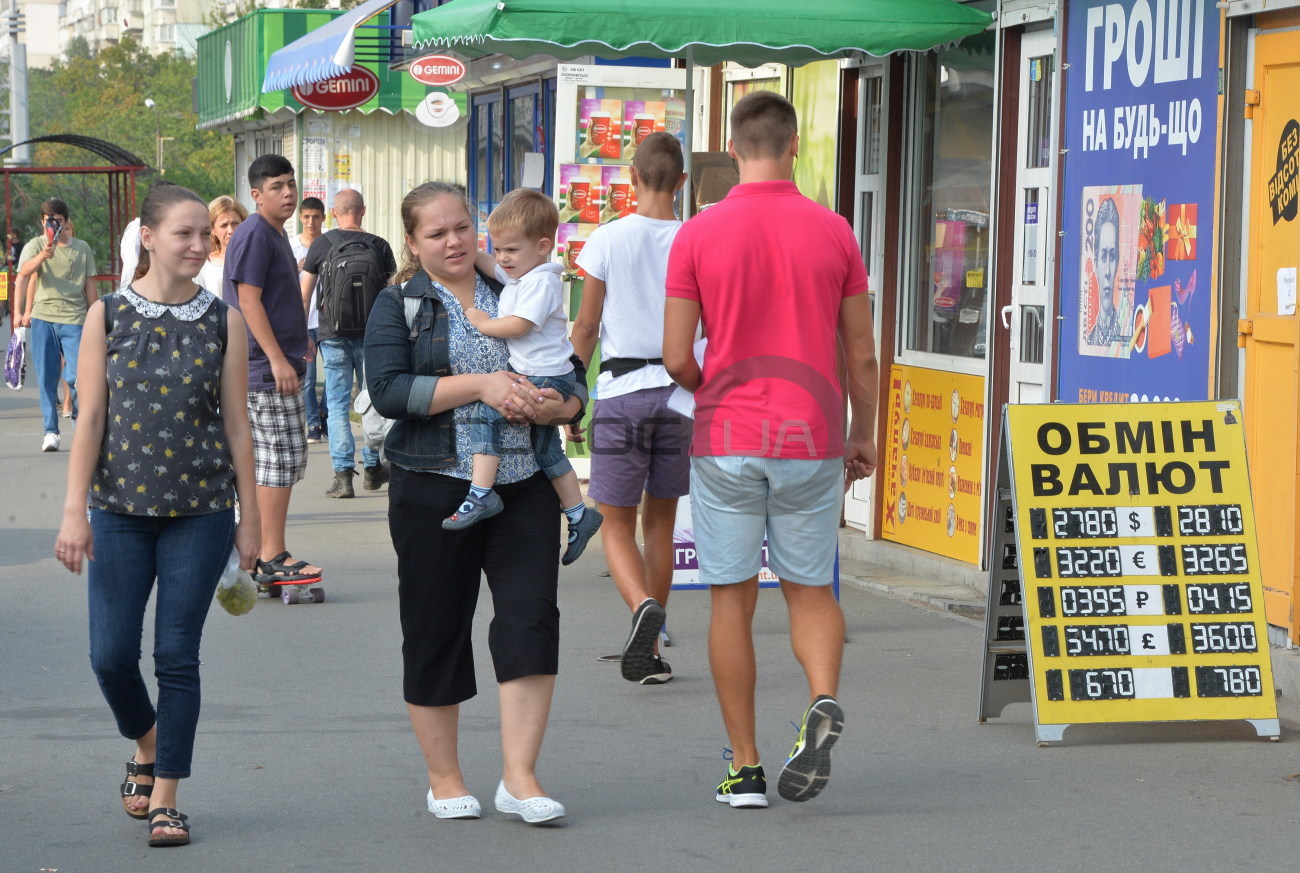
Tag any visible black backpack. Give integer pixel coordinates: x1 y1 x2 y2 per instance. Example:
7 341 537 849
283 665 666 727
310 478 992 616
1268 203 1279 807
318 232 388 338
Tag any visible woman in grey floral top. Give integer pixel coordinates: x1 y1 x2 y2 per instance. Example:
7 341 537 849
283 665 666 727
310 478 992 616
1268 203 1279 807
55 183 260 848
366 182 587 825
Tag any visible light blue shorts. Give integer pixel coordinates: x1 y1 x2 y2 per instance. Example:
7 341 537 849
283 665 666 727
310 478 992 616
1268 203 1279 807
689 455 843 587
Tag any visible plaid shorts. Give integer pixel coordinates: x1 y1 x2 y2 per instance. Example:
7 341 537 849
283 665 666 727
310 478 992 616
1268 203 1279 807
248 388 308 488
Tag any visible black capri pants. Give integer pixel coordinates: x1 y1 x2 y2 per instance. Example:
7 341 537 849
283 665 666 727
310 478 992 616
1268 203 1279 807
389 465 561 707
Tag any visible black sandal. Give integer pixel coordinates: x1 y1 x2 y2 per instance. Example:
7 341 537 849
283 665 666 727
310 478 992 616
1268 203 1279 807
120 760 154 819
253 551 322 583
147 807 191 847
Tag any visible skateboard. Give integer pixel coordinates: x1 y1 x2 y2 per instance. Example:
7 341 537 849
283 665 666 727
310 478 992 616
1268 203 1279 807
255 576 325 604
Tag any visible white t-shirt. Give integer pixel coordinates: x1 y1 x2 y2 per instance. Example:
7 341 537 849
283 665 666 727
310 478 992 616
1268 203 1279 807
198 258 224 295
494 262 574 377
118 218 141 291
574 213 681 399
290 234 318 330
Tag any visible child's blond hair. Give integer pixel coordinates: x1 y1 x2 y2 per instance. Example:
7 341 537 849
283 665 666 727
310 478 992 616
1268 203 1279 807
487 188 559 243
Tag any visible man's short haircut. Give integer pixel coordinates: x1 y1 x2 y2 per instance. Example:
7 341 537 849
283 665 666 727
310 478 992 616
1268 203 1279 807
332 188 364 217
487 188 558 242
248 154 295 190
633 132 684 192
300 197 325 213
729 91 799 160
41 198 71 220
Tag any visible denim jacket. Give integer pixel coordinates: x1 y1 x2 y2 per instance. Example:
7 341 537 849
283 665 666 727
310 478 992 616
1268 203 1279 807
364 269 587 472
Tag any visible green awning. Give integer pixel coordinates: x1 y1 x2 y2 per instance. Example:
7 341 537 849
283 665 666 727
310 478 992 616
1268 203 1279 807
197 9 432 129
411 0 993 67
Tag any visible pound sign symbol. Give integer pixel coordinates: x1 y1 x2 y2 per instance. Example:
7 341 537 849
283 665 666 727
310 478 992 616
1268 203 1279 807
1141 633 1156 650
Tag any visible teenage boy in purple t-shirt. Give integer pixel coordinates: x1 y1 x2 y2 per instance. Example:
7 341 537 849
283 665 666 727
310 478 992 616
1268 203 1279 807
222 154 322 585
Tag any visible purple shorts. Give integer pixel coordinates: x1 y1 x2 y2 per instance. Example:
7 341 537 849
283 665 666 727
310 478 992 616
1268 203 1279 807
587 385 693 507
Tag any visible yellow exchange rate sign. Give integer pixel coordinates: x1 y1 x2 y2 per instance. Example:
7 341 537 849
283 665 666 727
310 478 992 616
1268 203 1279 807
1005 401 1279 744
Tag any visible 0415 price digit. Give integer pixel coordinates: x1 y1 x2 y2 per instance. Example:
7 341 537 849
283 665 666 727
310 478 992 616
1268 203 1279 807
1186 583 1253 614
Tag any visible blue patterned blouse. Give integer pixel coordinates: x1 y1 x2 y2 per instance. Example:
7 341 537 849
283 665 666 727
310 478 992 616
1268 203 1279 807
432 275 539 484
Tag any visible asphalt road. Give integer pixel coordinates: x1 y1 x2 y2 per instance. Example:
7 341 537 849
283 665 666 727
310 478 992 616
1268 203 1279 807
1 382 1298 873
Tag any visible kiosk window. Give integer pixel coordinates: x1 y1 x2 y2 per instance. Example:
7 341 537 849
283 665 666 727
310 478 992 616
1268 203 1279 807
902 32 994 360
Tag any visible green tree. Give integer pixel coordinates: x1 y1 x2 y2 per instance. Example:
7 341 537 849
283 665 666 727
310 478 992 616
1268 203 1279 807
18 37 234 276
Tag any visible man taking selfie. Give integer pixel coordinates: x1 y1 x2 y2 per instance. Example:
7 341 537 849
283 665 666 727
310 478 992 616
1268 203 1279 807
17 198 97 452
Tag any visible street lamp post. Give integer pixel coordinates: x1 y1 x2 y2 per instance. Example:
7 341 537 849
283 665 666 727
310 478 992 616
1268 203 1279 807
142 97 174 175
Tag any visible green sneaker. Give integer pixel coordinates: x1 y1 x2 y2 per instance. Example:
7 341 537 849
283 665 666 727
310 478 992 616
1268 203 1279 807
715 763 768 809
777 695 844 802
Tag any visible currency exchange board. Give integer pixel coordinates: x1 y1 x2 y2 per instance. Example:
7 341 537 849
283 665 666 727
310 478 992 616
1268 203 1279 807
980 402 1279 744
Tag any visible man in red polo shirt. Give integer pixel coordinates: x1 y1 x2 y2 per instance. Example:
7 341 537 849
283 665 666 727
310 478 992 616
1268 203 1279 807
664 90 878 810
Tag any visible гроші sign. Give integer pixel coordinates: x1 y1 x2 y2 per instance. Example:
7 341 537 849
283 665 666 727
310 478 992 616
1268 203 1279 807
292 67 380 111
408 55 466 86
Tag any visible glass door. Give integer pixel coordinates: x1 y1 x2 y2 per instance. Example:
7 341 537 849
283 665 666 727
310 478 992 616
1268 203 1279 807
1006 30 1057 403
846 64 887 530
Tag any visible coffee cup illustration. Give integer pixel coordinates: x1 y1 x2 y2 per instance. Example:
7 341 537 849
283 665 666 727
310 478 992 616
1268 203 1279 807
565 240 586 271
568 180 591 212
608 180 631 213
588 111 612 146
632 114 656 145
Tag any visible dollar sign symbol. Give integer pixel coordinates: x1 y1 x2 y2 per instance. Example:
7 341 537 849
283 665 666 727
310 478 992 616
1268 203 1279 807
1129 511 1141 532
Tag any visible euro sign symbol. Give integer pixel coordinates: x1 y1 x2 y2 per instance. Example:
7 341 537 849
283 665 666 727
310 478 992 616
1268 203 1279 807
1141 633 1156 649
1129 511 1141 532
1132 551 1146 569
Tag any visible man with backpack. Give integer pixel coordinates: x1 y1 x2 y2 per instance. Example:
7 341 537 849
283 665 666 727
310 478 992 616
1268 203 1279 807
299 189 397 498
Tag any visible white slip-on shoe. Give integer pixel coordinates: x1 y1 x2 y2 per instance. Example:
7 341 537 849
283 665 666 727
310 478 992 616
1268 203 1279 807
494 781 565 824
427 788 480 819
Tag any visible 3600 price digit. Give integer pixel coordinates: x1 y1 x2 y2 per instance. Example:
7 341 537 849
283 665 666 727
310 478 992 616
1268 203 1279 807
1189 622 1258 653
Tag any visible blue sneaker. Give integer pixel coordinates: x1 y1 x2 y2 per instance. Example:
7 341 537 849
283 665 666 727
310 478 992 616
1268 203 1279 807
561 505 603 565
777 695 844 802
442 490 504 530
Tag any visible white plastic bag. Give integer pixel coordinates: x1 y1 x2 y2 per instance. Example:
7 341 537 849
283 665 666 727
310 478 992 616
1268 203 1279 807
353 389 393 460
214 548 256 616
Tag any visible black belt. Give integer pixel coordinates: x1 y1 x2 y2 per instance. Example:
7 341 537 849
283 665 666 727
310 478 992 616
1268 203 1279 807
599 357 663 378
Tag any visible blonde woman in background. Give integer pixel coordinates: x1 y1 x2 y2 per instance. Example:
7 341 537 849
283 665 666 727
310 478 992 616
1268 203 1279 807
198 196 248 294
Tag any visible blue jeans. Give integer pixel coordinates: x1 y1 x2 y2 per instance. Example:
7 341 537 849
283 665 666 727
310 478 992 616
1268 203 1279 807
304 328 327 434
468 372 575 480
87 508 236 779
29 318 82 435
320 336 378 472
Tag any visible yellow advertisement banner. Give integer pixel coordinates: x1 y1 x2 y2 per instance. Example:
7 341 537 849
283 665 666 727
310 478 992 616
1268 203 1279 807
0 271 8 302
1007 401 1277 728
881 365 985 564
